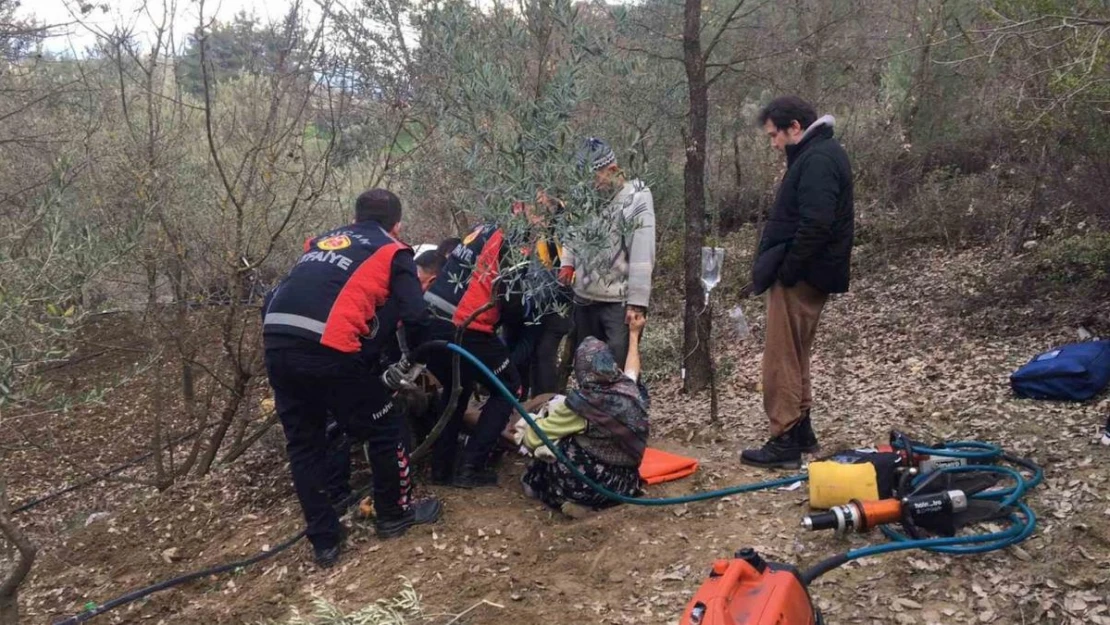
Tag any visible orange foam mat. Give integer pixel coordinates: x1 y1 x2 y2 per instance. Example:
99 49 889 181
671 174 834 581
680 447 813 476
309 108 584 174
639 447 699 485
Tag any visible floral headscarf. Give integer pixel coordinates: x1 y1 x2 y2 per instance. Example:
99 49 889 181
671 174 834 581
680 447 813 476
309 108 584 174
565 337 650 461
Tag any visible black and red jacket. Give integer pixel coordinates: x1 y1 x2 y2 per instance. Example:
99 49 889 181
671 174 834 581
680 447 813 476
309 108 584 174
426 223 528 334
263 221 426 354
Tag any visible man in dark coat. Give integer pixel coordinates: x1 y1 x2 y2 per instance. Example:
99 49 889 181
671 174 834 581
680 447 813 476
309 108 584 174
741 96 854 469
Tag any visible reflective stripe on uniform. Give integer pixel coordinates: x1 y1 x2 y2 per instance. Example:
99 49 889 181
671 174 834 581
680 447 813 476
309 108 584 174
263 312 326 335
424 291 458 317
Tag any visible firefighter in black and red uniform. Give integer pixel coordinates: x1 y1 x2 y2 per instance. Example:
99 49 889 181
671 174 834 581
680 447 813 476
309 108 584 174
423 222 528 488
502 193 572 398
262 189 442 568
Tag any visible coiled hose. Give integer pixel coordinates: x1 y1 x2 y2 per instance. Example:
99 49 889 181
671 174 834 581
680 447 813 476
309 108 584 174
800 444 1041 583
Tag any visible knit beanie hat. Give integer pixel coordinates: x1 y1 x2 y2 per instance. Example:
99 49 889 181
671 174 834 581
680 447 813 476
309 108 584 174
577 137 616 173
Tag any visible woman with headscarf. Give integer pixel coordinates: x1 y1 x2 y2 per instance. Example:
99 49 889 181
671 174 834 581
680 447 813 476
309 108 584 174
518 315 648 517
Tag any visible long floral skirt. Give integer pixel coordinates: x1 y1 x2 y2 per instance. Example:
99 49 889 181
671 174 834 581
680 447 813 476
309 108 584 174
521 436 642 510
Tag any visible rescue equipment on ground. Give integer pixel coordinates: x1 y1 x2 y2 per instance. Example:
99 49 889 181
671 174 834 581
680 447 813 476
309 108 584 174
678 435 1040 625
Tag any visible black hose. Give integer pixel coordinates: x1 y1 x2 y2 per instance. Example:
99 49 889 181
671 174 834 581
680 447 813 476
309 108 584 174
52 530 307 625
408 340 450 363
49 455 403 624
50 431 398 625
51 485 377 624
799 552 850 586
408 374 460 463
48 340 456 623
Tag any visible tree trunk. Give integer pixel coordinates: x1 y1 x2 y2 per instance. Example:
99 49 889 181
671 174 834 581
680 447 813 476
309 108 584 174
681 0 712 393
901 0 945 144
795 0 819 102
219 412 278 466
0 481 36 625
556 327 575 394
195 372 250 476
151 365 170 489
228 384 254 454
0 593 17 625
144 254 158 307
1009 144 1049 255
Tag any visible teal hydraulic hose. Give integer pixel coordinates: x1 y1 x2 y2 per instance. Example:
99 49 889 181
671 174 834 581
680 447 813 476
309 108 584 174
444 342 807 504
878 458 1042 555
910 441 1001 461
869 503 1036 558
803 454 1042 583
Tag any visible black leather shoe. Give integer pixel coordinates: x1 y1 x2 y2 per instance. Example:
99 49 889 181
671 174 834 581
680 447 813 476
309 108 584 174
376 497 444 538
452 465 498 489
740 432 803 469
794 411 819 454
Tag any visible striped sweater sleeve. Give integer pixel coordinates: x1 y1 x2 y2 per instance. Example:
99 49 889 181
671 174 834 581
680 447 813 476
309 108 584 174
624 188 656 308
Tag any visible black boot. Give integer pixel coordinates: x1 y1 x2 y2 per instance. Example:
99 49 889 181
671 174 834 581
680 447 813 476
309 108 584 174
313 526 348 568
453 464 499 489
314 543 341 568
375 497 444 539
740 432 803 469
794 410 819 454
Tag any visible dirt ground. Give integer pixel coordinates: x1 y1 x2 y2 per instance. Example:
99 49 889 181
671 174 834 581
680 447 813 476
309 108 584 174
5 247 1110 625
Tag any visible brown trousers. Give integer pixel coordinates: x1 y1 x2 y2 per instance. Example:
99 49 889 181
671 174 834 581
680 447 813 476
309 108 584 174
762 281 828 436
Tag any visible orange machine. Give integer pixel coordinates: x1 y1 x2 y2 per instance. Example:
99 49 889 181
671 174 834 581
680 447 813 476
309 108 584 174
679 548 822 625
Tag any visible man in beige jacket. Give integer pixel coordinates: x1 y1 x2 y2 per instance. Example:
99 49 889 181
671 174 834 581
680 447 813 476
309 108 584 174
560 137 656 368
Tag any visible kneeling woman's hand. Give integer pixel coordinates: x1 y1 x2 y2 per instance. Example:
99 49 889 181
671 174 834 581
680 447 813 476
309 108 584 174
628 308 647 336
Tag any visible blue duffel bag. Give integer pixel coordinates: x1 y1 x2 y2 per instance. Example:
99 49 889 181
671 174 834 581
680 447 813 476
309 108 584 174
1010 340 1110 401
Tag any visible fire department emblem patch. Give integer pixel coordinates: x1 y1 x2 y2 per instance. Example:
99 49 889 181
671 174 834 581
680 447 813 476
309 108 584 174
462 227 483 246
317 235 352 251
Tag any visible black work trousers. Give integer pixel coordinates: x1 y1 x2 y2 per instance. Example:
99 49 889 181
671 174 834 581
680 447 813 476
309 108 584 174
264 341 412 551
505 314 570 398
323 419 352 505
424 318 521 476
573 301 629 368
529 313 571 396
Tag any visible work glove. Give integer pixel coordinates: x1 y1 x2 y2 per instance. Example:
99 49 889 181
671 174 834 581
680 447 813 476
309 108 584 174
557 265 575 286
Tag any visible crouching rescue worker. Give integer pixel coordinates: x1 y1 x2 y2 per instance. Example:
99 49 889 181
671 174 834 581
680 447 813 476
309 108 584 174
423 222 524 488
262 189 442 568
